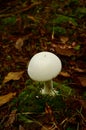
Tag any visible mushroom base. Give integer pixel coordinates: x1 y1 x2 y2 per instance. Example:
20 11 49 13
41 80 58 96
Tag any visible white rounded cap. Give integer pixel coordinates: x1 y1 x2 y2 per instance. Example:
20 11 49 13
27 51 62 81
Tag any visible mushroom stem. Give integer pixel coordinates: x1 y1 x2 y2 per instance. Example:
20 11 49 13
41 80 57 95
44 80 53 94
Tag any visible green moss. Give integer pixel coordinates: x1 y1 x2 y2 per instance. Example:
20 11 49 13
74 45 81 50
1 16 16 25
11 81 66 114
75 7 86 18
53 15 77 26
10 81 76 125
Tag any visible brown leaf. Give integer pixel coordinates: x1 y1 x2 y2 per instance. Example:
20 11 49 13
41 125 53 130
5 109 17 127
71 67 85 73
3 71 24 83
15 38 24 50
0 92 16 106
60 36 69 44
41 124 60 130
19 125 25 130
45 103 55 122
27 15 36 22
77 76 86 87
60 71 70 77
55 44 76 57
79 100 86 110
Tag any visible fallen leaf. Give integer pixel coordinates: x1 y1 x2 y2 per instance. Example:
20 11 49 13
77 76 86 87
60 36 69 44
41 125 54 130
19 125 25 130
3 71 24 83
0 92 16 106
52 44 76 57
79 100 86 110
45 103 55 122
15 38 24 50
5 109 17 127
41 123 59 130
71 67 85 73
60 71 70 77
27 15 36 22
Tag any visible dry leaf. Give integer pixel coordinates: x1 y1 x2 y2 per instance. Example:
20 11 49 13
3 71 24 83
45 103 55 122
71 67 84 73
41 125 53 130
19 125 25 130
5 109 17 127
0 92 16 106
60 36 69 44
41 124 59 130
15 38 24 50
60 71 70 77
77 76 86 87
27 15 36 22
55 45 76 57
79 100 86 110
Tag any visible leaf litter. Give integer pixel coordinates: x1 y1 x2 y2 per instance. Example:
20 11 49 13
0 0 86 130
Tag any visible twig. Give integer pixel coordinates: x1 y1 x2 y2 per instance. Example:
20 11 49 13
0 2 41 18
76 109 86 123
77 122 79 130
0 7 11 14
49 122 61 130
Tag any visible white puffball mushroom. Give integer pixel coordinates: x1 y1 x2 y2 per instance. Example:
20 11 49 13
27 51 62 96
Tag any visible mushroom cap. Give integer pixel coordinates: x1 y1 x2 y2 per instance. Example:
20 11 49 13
27 51 62 81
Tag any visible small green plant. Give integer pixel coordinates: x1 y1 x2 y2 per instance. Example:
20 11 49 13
1 16 16 25
54 82 75 96
74 45 81 50
75 7 86 18
53 26 66 35
45 14 78 36
6 55 12 60
18 114 34 124
53 15 77 26
67 127 76 130
83 92 86 99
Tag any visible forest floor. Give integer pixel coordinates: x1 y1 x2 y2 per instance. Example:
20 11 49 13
0 0 86 130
